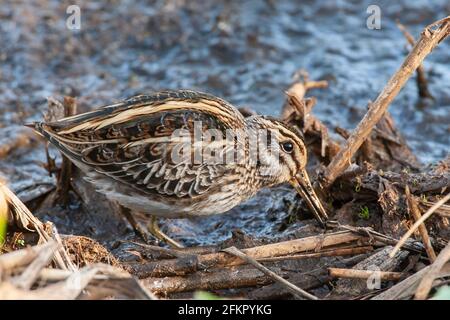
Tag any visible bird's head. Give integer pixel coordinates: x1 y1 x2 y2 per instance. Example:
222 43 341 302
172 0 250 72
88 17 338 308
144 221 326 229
245 115 328 225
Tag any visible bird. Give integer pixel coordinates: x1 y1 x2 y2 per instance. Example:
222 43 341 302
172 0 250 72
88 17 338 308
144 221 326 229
27 90 328 247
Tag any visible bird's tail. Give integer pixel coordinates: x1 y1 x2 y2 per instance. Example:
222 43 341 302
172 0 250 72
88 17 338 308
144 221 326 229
24 121 83 166
24 121 46 137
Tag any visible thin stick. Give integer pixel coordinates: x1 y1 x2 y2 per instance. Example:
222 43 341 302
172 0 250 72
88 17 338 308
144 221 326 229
390 192 450 258
0 243 52 270
223 246 318 300
143 267 274 294
372 265 431 300
421 202 450 218
333 223 423 253
405 186 437 262
396 21 433 99
56 96 77 207
282 75 341 163
12 241 59 290
257 246 373 262
328 268 404 281
415 242 450 299
129 231 363 278
320 17 450 188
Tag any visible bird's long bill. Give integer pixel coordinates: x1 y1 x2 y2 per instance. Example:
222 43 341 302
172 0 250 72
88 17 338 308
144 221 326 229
290 169 329 226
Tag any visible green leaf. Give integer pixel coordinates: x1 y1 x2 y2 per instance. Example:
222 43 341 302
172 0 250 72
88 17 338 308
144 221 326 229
358 206 370 220
193 291 224 300
0 194 7 247
0 215 6 247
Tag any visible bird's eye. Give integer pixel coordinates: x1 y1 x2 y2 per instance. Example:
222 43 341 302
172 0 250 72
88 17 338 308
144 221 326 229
281 141 294 153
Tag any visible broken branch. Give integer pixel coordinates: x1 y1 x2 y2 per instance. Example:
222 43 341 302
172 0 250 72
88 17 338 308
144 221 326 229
396 21 433 99
390 192 450 258
328 268 404 281
128 231 364 278
405 186 437 262
223 246 318 300
321 17 450 188
415 242 450 299
55 96 77 207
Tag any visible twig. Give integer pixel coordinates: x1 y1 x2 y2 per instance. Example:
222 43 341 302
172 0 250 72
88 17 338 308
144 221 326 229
257 246 373 262
371 265 430 300
130 241 194 259
420 201 450 218
249 272 330 300
320 17 450 188
0 242 51 270
372 262 450 300
56 96 77 207
329 246 409 298
223 246 318 300
333 223 423 253
358 168 450 195
390 192 450 258
328 268 403 281
142 266 274 295
396 21 434 99
282 69 328 117
415 242 450 299
0 261 153 300
405 186 437 262
128 231 364 278
11 241 59 290
281 75 341 163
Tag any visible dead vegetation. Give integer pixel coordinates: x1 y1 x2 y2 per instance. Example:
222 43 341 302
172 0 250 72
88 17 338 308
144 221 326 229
0 16 449 300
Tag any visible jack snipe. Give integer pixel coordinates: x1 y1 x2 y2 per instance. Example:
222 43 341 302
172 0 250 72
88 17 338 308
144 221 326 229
28 90 328 247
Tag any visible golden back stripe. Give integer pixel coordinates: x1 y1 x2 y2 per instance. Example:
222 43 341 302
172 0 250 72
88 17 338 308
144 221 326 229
59 99 244 134
55 102 124 122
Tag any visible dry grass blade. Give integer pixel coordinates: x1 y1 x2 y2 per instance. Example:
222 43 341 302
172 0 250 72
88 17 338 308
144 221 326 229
11 241 59 290
222 246 318 300
390 192 450 258
0 182 75 271
20 266 98 300
36 265 155 299
0 242 52 270
0 182 35 232
415 242 450 299
0 261 153 300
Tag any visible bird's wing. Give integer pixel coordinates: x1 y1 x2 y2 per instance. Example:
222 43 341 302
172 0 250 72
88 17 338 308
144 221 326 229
47 90 245 133
33 91 246 198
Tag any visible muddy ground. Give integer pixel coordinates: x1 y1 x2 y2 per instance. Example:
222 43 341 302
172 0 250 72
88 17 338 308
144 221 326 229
0 1 449 299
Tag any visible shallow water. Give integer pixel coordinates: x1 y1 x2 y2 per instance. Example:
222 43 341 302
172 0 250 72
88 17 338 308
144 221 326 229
0 0 449 245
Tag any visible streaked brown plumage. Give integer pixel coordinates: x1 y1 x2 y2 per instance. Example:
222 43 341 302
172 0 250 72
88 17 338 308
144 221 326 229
29 90 328 246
